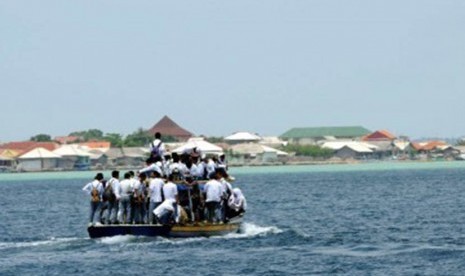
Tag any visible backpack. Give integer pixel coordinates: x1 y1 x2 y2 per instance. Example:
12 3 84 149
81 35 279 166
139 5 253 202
134 188 145 204
91 183 100 202
103 180 116 202
151 140 162 158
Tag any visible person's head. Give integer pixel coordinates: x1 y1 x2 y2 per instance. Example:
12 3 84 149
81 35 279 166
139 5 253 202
124 172 131 179
217 167 228 178
139 173 147 181
219 154 225 161
146 157 155 165
95 173 104 181
172 152 179 162
152 170 161 178
129 171 135 178
155 132 161 139
111 170 119 179
212 169 222 180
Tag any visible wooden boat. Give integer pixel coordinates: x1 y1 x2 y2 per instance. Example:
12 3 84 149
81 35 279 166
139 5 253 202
87 215 243 239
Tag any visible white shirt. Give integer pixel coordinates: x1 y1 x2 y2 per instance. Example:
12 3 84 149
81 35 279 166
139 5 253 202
196 162 206 178
82 180 104 199
220 178 232 197
203 179 223 203
150 139 165 157
149 178 164 203
107 177 121 199
119 179 133 196
189 164 198 177
139 163 163 176
132 178 144 195
162 181 178 201
228 188 247 211
206 159 216 176
153 199 175 217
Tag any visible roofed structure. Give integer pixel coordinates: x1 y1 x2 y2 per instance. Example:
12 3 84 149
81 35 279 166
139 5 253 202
0 141 59 153
224 132 262 144
363 130 396 141
148 115 193 141
280 126 371 145
19 147 61 159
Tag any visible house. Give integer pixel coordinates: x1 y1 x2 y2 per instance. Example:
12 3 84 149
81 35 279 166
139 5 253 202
224 132 262 144
280 126 371 145
230 143 288 164
121 147 149 167
362 130 396 141
54 136 81 144
53 145 91 170
321 141 375 160
0 141 59 153
148 115 193 142
17 147 61 172
0 149 19 171
172 137 224 156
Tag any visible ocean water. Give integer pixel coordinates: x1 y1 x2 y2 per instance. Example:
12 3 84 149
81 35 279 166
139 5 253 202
1 162 465 275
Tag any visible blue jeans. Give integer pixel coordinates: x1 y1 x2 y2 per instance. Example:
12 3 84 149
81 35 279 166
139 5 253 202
148 201 162 224
102 200 118 224
89 201 101 223
205 201 220 223
118 196 132 224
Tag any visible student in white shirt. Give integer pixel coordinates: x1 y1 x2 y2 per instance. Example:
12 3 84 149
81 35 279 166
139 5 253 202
102 170 120 224
153 199 176 225
203 170 223 223
150 132 166 160
148 171 165 224
227 188 247 219
82 173 104 225
118 172 133 224
131 173 146 224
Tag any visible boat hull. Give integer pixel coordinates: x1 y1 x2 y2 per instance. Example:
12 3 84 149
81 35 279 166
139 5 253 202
87 217 243 239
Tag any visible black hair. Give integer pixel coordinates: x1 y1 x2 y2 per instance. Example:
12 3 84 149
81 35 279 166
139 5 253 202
155 132 161 139
95 173 104 181
124 172 131 179
111 170 119 178
129 171 135 177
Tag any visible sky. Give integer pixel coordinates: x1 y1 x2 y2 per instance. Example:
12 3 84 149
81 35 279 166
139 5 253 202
1 1 464 142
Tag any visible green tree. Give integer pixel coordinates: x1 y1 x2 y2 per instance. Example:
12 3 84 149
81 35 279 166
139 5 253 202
103 133 124 147
124 128 152 147
205 136 224 143
282 144 334 158
69 129 104 141
30 134 52 142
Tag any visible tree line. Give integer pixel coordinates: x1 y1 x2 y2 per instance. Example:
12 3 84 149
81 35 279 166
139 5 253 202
30 128 177 147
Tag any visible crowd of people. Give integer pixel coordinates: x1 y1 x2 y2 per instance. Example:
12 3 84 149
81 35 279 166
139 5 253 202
82 132 247 226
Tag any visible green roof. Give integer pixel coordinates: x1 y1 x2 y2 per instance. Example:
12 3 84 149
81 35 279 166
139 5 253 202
280 126 371 139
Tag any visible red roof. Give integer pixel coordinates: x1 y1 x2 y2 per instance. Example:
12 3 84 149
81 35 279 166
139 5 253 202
0 141 59 152
80 141 111 149
411 141 447 151
148 115 193 140
54 136 80 144
363 130 396 141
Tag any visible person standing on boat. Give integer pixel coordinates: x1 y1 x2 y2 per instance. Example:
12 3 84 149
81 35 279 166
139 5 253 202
148 170 164 224
150 132 165 160
132 173 146 224
82 173 104 225
118 172 133 224
163 170 180 219
102 170 120 224
218 168 233 222
203 170 223 223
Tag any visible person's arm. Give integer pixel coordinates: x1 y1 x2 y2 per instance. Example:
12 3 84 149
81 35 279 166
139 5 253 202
82 182 91 194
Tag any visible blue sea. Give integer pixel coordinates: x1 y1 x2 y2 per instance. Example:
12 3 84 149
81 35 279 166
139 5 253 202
1 162 465 275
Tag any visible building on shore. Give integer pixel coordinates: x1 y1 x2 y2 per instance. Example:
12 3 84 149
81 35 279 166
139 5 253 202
224 132 262 144
280 126 371 145
17 147 61 172
148 115 193 142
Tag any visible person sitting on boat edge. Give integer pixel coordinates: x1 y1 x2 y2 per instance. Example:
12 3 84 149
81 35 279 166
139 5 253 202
153 198 176 225
203 169 223 223
82 173 104 226
227 188 247 219
139 157 163 178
